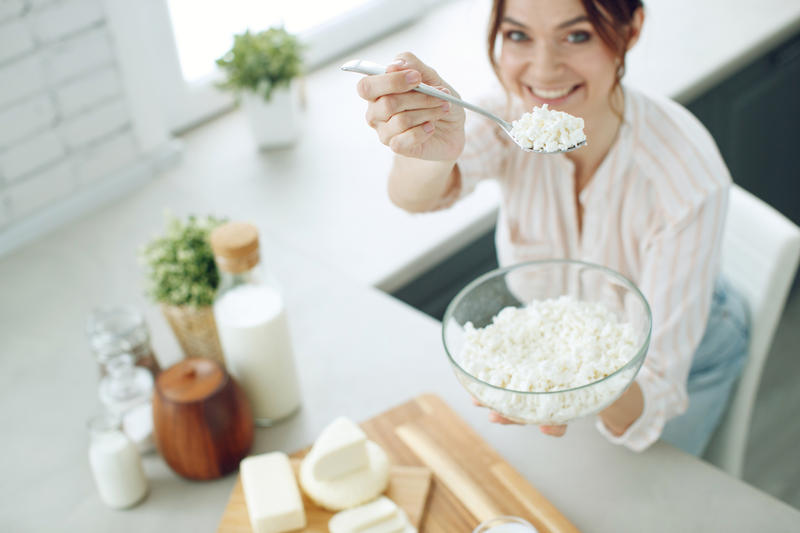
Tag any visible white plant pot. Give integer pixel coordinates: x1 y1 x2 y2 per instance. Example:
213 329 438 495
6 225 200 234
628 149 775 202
240 82 301 149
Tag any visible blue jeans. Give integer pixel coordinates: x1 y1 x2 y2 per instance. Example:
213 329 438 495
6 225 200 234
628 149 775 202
660 277 750 456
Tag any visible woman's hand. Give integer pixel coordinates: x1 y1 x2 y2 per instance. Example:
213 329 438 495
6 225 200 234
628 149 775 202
356 52 466 161
471 397 568 437
599 381 644 436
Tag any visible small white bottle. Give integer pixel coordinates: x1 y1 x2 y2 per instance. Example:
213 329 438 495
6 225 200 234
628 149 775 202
211 221 302 426
87 413 148 509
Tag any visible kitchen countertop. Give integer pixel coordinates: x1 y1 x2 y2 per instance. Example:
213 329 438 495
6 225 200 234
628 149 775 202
2 0 800 531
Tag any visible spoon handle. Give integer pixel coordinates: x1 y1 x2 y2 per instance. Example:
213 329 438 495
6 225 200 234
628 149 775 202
340 59 510 129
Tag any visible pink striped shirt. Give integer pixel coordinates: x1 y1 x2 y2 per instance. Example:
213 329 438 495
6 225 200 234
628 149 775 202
450 85 731 451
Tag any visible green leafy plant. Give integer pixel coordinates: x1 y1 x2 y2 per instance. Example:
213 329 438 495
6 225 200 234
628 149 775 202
140 214 227 307
216 27 304 102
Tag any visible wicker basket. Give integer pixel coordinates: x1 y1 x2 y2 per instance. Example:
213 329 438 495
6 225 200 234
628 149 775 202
161 304 225 365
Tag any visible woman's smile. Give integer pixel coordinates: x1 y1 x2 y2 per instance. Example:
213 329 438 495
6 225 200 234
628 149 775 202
525 83 584 106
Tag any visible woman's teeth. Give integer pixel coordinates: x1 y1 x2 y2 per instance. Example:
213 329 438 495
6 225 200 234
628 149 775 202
531 86 573 99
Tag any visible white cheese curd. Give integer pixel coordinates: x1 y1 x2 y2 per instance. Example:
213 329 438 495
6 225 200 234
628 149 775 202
457 295 638 424
509 104 586 152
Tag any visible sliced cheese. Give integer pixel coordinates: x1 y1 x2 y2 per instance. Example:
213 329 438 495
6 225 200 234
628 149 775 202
359 512 407 533
328 496 398 533
240 452 306 533
300 440 389 511
306 416 369 481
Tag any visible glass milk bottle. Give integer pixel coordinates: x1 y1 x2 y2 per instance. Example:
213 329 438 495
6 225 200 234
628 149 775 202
87 413 148 509
210 221 302 426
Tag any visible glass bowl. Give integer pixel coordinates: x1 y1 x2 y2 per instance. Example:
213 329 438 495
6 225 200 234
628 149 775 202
473 516 538 532
442 259 652 425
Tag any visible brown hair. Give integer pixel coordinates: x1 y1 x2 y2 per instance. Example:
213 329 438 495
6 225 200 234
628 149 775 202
487 0 643 113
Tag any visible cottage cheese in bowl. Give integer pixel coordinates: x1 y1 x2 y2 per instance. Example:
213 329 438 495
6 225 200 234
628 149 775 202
442 260 651 425
510 104 586 152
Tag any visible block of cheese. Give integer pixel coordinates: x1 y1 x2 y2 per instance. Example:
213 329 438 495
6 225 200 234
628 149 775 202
329 496 417 533
328 496 398 533
240 452 306 533
359 512 407 533
300 440 390 511
305 417 369 481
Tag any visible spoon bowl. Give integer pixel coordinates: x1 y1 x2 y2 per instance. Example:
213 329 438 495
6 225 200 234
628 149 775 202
342 59 586 154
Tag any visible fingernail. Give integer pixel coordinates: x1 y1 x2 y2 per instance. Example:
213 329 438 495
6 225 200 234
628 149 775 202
422 122 434 133
389 58 406 67
441 102 450 112
405 71 420 84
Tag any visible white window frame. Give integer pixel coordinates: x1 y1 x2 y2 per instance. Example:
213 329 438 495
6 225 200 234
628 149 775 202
104 0 444 134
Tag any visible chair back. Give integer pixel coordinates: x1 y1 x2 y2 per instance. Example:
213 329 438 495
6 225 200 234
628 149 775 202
703 185 800 477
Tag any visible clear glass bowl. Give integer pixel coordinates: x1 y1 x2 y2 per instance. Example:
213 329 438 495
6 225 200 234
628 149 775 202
473 515 538 532
442 259 652 425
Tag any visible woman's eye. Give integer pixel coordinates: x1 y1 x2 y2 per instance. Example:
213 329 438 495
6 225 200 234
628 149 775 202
505 30 530 43
566 30 590 43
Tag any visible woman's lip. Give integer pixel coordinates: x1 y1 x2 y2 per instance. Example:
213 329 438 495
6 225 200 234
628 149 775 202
525 84 581 105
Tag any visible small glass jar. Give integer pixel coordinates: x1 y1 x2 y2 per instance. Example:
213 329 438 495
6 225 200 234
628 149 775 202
86 306 160 378
99 353 154 416
99 353 155 452
473 516 539 533
87 413 148 509
210 221 302 426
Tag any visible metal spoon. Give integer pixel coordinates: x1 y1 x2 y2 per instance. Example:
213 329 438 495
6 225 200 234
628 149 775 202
341 59 586 154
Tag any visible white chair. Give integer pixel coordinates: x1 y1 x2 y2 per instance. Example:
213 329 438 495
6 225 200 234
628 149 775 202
703 184 800 478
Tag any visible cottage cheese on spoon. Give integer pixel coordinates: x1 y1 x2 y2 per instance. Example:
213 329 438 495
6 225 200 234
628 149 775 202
510 104 586 152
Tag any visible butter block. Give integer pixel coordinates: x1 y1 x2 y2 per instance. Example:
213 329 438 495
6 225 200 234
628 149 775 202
241 452 306 533
329 496 398 533
307 417 368 481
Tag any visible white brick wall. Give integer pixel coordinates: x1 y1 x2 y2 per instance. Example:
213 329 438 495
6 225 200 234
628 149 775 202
0 0 153 246
6 160 75 220
0 19 35 63
1 131 65 180
55 66 120 116
0 55 45 107
30 0 104 43
0 95 56 146
42 26 114 84
59 99 129 149
0 1 26 24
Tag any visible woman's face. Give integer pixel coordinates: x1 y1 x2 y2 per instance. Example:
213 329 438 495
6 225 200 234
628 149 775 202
498 0 624 124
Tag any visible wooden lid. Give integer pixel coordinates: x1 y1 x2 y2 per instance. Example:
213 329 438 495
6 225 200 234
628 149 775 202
156 358 226 403
210 222 260 273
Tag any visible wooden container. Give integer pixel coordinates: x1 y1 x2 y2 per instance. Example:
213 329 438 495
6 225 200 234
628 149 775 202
153 358 253 480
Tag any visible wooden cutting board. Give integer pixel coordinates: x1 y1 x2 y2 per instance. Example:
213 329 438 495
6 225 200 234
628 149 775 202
219 462 432 532
218 394 579 533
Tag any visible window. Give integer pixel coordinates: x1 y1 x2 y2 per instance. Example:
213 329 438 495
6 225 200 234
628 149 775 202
111 0 440 133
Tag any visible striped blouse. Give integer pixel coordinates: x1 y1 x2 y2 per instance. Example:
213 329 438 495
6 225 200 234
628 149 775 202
449 85 731 451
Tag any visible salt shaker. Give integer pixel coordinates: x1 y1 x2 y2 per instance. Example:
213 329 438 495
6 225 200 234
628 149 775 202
87 413 148 509
210 221 302 426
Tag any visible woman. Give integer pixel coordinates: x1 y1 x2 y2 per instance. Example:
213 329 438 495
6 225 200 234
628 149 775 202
355 0 749 455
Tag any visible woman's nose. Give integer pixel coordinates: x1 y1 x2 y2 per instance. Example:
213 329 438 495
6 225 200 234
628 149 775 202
530 42 562 79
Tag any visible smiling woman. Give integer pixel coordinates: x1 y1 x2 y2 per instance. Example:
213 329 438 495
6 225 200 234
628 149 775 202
351 0 751 457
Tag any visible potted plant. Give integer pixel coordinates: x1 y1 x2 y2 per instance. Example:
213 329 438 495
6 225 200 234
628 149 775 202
216 27 304 149
141 214 227 363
